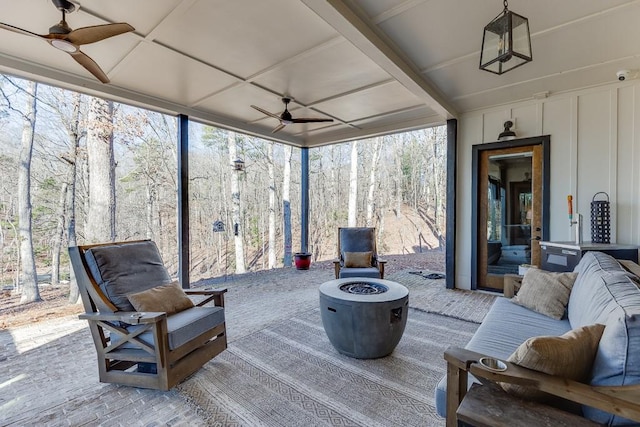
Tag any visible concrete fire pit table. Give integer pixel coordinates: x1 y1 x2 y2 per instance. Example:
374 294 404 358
319 278 409 359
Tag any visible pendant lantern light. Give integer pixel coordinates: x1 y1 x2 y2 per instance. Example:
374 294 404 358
480 0 532 75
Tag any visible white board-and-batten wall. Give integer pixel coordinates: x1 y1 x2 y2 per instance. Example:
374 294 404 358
455 80 640 290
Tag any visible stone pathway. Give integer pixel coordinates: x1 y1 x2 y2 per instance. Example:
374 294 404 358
0 267 495 426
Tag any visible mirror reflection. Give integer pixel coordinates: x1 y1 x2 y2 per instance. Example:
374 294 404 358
486 153 533 279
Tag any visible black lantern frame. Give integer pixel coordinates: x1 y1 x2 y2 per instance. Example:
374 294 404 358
480 0 532 75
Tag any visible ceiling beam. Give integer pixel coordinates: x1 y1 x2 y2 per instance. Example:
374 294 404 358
302 0 457 121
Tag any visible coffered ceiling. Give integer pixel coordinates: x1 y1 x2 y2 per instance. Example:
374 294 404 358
0 0 638 147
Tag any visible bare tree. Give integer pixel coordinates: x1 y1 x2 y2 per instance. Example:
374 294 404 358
366 137 382 227
228 131 246 273
282 144 292 265
85 97 116 242
348 141 358 226
267 142 276 268
65 92 82 303
17 81 41 303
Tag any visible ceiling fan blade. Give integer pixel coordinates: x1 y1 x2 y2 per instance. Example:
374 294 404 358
292 118 334 123
251 105 281 119
69 51 109 83
0 22 46 39
272 123 286 133
67 23 134 45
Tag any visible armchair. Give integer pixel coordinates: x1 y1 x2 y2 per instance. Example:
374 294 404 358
333 227 386 279
69 240 227 391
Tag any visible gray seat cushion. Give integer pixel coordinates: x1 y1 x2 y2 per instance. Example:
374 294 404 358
85 241 172 311
434 297 571 417
338 267 381 279
118 306 225 351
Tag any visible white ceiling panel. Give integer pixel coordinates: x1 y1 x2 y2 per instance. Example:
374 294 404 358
76 0 180 35
111 42 238 105
252 39 392 106
151 0 338 79
314 81 424 122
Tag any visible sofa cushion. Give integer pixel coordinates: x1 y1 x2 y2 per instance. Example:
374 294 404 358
568 251 640 425
434 298 571 417
501 324 605 400
85 241 172 312
512 269 577 320
127 280 194 315
118 306 225 351
344 251 372 268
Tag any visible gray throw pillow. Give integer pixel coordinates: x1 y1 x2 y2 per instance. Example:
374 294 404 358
512 268 577 319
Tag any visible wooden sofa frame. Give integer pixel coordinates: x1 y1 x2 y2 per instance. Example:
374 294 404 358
444 347 640 426
69 240 227 391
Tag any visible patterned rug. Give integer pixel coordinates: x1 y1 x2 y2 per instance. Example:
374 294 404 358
178 307 479 426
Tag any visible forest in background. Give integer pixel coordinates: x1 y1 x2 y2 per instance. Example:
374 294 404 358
0 75 447 304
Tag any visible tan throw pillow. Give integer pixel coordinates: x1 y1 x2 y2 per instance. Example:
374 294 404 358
501 324 605 400
344 251 373 268
512 269 578 319
127 281 194 315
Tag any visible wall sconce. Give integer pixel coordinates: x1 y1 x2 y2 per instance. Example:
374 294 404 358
498 120 516 140
232 158 245 171
480 0 532 75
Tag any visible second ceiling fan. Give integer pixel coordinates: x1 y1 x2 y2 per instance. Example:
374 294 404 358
251 97 333 133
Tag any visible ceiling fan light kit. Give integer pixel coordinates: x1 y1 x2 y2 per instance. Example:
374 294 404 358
50 38 77 52
480 0 532 75
0 0 133 83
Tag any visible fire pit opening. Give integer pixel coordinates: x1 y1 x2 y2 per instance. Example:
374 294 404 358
339 282 388 295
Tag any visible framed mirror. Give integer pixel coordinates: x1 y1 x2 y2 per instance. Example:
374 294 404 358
471 135 550 291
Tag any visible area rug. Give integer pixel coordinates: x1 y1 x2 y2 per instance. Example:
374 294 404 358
178 307 479 426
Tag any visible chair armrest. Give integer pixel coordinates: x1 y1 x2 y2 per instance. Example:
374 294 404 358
333 260 341 279
79 311 166 325
444 347 640 425
185 287 227 307
377 259 386 279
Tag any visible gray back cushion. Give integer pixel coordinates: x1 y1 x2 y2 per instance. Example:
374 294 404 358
85 241 171 312
568 251 640 425
339 228 376 265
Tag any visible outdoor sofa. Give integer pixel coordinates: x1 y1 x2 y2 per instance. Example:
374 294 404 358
437 251 640 426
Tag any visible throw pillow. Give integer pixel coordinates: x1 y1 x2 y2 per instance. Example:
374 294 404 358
344 251 373 268
512 268 578 319
127 280 194 315
501 323 605 400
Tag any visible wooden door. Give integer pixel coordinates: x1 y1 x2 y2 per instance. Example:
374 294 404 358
475 143 546 291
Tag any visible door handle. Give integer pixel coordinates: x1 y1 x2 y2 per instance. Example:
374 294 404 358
531 236 541 241
535 227 541 232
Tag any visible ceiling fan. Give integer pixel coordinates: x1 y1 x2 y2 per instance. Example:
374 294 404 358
0 0 134 83
251 97 333 133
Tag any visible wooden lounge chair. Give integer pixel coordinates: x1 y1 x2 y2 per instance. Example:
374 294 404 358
69 240 227 391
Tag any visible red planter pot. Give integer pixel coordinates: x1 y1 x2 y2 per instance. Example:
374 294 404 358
294 252 312 270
